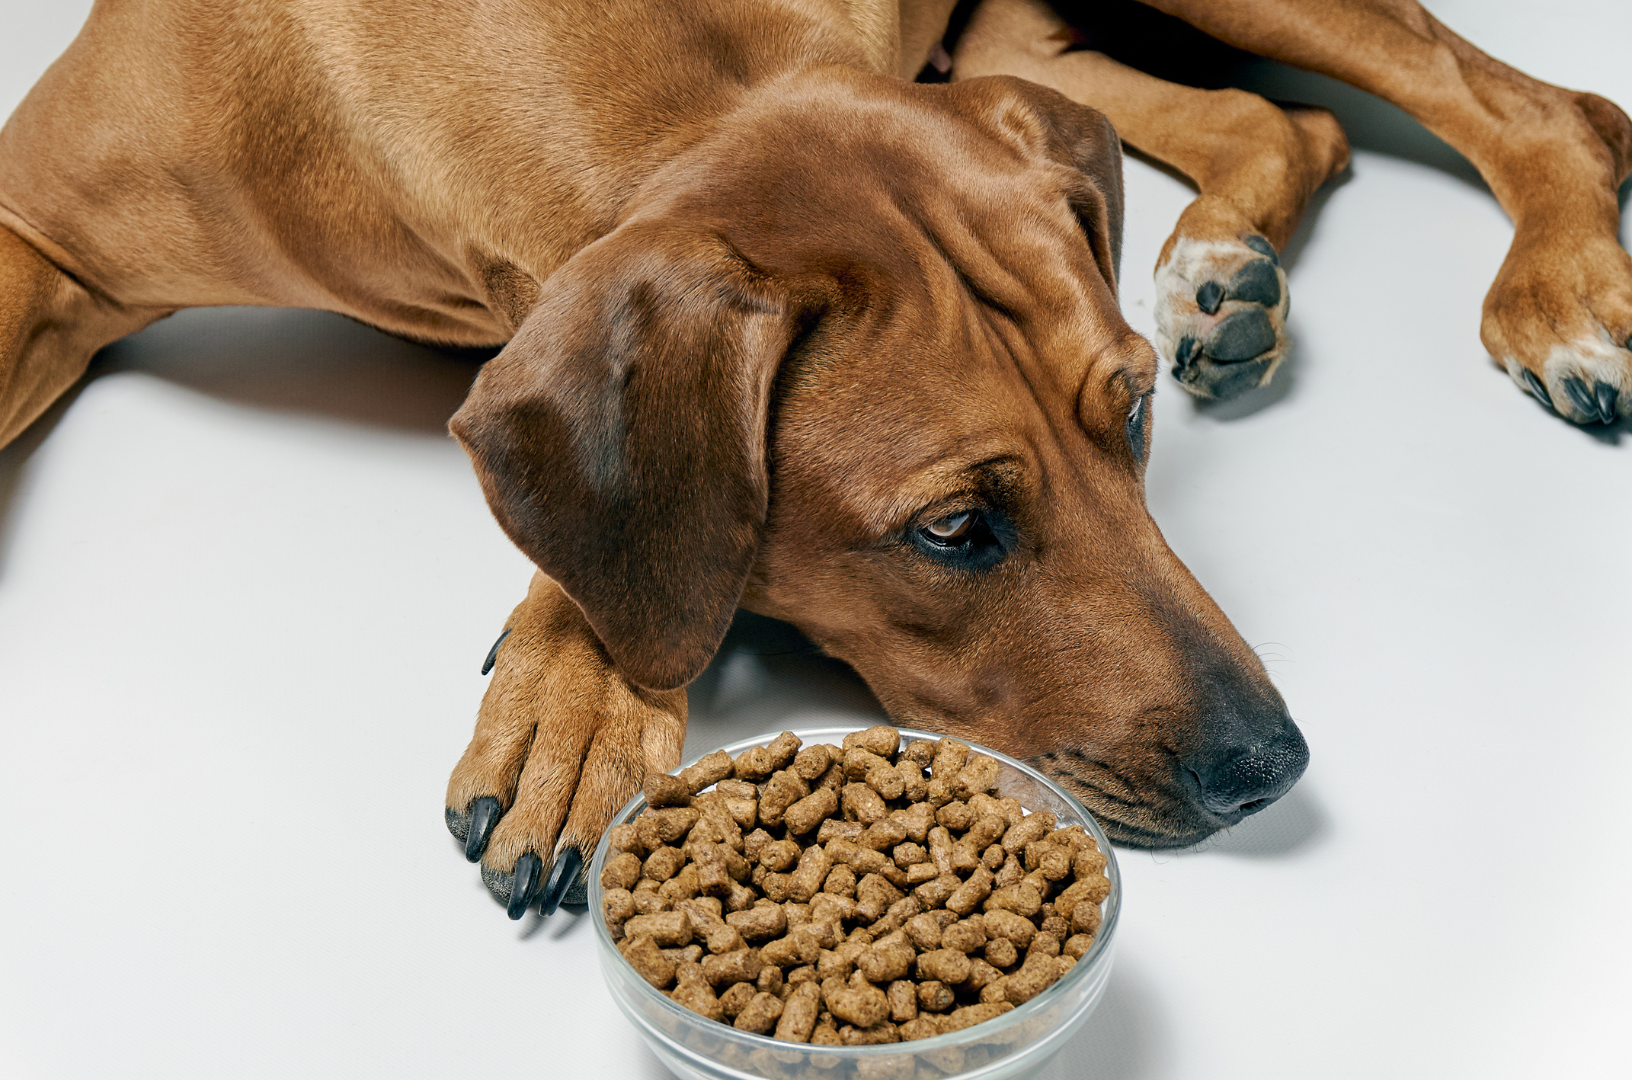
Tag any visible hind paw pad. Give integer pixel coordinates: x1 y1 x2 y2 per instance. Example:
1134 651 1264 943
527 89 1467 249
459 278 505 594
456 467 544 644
1156 236 1291 400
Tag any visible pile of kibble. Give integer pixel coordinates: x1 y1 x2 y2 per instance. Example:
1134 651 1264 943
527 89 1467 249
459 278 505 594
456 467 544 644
599 725 1109 1047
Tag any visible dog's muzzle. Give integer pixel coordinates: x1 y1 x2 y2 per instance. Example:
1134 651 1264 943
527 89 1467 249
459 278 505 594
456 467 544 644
1187 719 1309 818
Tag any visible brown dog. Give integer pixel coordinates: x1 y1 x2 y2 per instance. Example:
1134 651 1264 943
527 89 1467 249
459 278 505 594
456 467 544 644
0 0 1623 918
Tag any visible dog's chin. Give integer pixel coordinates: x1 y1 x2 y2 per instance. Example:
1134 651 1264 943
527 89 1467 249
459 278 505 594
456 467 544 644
1094 815 1221 850
1028 756 1229 850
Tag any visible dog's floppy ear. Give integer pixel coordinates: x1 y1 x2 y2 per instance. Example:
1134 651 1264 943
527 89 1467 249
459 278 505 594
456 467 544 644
450 221 819 691
947 76 1125 292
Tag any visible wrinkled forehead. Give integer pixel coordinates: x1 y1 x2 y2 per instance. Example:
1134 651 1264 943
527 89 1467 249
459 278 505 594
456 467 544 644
734 98 1151 526
915 165 1118 335
770 290 1066 529
866 159 1145 408
688 80 1127 351
767 227 1159 533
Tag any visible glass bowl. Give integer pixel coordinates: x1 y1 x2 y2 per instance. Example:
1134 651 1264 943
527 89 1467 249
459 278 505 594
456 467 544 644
588 726 1121 1080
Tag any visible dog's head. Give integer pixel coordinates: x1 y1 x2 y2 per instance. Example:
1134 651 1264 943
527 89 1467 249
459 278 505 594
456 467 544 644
450 72 1307 847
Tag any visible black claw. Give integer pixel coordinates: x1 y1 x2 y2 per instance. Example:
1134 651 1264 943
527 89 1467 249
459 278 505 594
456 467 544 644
1226 259 1282 308
1593 381 1619 424
1521 369 1553 409
1205 307 1278 362
1244 235 1279 264
507 852 544 920
1175 335 1200 372
1195 280 1224 315
481 628 512 676
540 846 584 917
1561 376 1599 422
464 796 502 862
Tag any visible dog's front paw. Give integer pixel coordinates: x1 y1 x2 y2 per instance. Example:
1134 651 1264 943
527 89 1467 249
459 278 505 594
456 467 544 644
1485 231 1632 425
1155 231 1290 401
445 573 687 918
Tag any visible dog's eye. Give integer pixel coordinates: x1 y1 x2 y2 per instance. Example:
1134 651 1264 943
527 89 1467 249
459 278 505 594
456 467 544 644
1126 391 1151 466
911 508 1009 570
921 512 975 544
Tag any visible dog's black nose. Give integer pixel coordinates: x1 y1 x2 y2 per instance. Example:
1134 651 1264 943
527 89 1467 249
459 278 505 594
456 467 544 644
1189 720 1309 817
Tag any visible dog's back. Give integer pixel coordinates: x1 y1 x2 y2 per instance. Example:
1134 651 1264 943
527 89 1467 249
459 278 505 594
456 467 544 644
0 0 907 343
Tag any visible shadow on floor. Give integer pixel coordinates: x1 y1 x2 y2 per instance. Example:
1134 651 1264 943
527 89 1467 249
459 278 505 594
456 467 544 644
684 610 887 754
1189 783 1330 859
92 305 495 434
0 306 496 577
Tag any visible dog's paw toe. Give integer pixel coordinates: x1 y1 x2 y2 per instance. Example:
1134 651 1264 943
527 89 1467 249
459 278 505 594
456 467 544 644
477 847 585 918
1224 257 1283 309
1196 279 1224 314
1504 337 1629 426
1244 234 1278 261
447 795 502 862
445 803 471 844
1206 306 1279 361
1157 236 1291 400
1560 374 1619 425
461 815 590 919
1487 236 1632 425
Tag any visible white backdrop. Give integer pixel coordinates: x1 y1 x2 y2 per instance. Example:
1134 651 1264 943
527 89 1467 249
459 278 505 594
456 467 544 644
1 3 1628 1078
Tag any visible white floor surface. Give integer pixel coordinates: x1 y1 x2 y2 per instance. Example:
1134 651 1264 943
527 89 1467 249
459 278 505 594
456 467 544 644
2 2 1628 1078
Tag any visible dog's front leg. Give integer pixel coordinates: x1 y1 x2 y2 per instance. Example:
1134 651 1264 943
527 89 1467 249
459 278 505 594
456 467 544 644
445 572 686 917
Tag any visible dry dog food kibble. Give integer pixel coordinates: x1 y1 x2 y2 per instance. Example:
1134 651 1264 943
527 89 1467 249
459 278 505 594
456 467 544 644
602 726 1110 1045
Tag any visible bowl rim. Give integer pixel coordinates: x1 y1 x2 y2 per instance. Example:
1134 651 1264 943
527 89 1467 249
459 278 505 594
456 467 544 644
587 724 1122 1061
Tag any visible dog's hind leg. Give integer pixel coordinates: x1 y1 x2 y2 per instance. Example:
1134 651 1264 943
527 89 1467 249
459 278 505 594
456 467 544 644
0 224 169 448
1131 0 1632 423
951 0 1351 399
